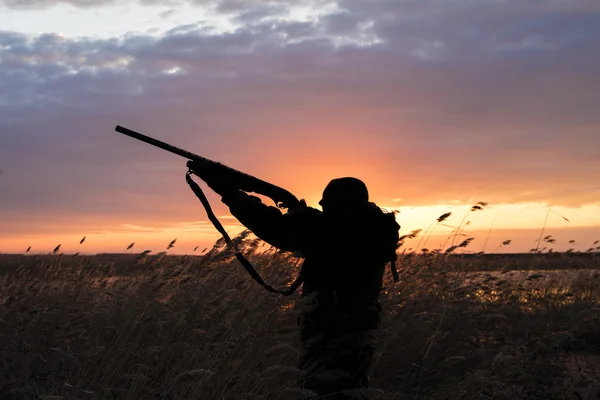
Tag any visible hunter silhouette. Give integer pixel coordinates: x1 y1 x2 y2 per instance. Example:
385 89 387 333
205 176 400 397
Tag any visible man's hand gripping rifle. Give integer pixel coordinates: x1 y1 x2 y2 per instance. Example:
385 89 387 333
116 125 305 295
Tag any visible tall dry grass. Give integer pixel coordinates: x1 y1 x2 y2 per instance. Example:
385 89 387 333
1 239 600 399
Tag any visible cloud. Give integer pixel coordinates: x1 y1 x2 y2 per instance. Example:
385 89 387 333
0 0 314 10
1 0 600 238
0 0 117 8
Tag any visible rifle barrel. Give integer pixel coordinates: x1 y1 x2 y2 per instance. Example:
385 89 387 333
116 125 203 162
115 124 301 209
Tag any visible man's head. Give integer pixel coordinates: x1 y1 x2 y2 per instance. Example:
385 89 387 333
319 177 369 213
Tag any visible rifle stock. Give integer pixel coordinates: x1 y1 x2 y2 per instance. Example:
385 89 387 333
115 125 302 209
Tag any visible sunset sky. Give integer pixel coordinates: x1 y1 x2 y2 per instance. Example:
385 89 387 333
1 0 599 255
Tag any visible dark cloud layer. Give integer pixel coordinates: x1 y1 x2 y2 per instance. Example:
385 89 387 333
1 0 600 236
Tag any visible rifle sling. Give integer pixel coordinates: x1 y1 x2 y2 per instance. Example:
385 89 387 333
390 261 399 283
185 170 303 296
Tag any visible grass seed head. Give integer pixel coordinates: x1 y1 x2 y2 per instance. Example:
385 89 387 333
470 202 488 212
167 238 177 250
437 212 452 223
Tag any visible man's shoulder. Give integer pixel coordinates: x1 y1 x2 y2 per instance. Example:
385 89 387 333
285 206 322 219
283 206 324 228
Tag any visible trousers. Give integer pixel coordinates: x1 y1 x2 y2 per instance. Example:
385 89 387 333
296 290 380 396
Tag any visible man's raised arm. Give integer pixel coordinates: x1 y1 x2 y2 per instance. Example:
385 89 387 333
217 188 317 252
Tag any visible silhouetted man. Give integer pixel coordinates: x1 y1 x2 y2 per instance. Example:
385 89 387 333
206 177 400 398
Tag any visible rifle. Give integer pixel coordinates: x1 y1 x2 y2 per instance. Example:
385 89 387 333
115 125 302 210
115 125 305 295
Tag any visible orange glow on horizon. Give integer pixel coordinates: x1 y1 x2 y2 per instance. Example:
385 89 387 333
3 201 599 255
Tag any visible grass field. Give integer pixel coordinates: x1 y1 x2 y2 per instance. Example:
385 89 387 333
1 245 599 399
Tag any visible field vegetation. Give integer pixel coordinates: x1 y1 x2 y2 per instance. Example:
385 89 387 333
1 233 600 399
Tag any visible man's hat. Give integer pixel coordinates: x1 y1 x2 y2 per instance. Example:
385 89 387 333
319 177 369 208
